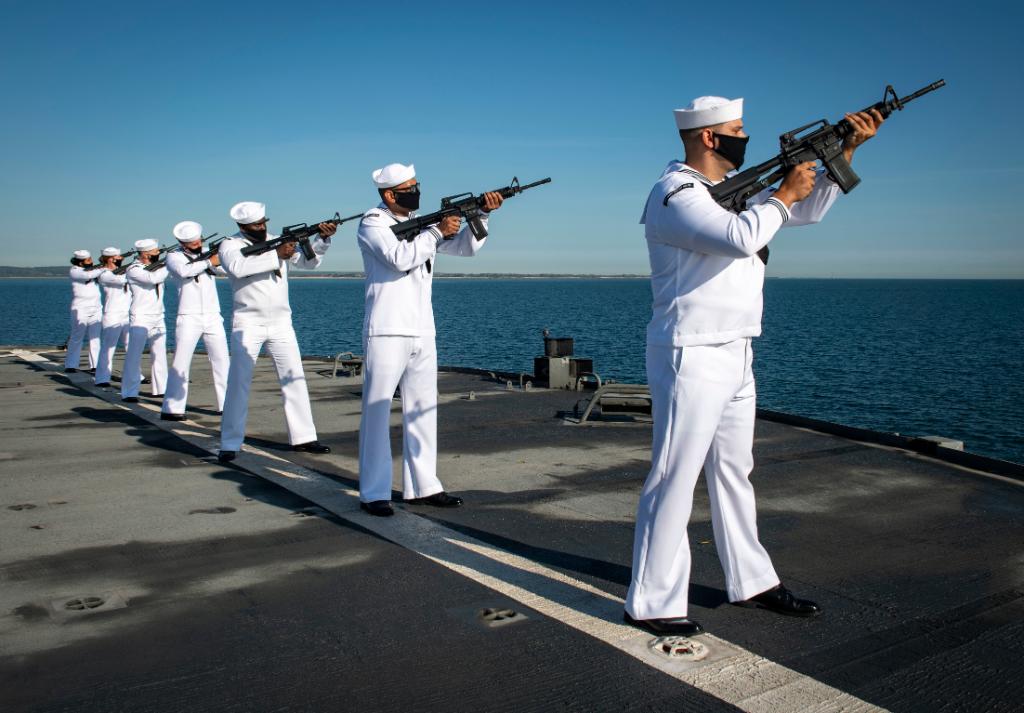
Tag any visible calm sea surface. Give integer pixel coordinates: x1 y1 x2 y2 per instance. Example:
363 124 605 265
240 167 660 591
2 277 1022 464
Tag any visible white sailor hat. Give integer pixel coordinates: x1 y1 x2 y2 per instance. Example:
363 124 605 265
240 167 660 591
134 239 159 251
101 247 121 257
173 220 203 242
674 96 744 130
372 163 416 189
73 249 91 260
229 201 266 225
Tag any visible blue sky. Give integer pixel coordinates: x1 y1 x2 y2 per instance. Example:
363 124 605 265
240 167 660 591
1 0 1021 277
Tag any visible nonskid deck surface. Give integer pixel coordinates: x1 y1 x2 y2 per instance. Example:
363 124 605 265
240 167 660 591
0 347 1021 712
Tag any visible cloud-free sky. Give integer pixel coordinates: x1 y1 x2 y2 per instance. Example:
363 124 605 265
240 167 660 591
1 0 1020 277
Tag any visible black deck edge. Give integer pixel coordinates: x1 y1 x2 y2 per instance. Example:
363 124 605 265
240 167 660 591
756 407 1024 481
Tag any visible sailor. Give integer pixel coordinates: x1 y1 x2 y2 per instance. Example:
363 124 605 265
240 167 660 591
94 247 132 387
216 201 336 461
355 163 504 517
64 250 102 373
625 96 883 635
160 221 229 421
121 239 169 403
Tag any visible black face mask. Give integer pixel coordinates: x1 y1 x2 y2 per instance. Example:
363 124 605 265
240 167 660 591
713 133 749 170
113 258 124 267
392 185 421 211
242 226 267 243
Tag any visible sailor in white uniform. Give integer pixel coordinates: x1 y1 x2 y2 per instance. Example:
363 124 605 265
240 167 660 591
94 247 132 387
624 96 883 636
161 221 230 421
121 239 169 402
64 250 102 373
216 201 336 461
355 163 504 517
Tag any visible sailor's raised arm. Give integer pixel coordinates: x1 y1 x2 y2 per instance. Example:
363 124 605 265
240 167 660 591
651 178 788 258
127 263 168 285
218 238 281 279
358 213 440 272
166 251 213 280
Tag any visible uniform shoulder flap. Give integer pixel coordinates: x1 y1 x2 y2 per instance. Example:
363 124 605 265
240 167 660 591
359 208 395 227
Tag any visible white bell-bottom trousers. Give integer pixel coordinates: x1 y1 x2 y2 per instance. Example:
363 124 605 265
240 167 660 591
121 317 168 398
625 338 779 620
65 307 101 370
358 335 444 503
94 317 128 384
219 322 317 452
162 313 229 415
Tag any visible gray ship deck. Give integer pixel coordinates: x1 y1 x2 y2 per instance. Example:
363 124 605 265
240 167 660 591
1 346 1021 712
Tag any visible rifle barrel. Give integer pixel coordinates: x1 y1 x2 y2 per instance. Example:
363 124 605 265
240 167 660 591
899 79 945 105
517 177 552 192
333 212 364 224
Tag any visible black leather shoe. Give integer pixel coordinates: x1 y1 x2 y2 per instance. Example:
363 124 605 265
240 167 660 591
360 500 394 517
150 393 165 399
140 377 150 385
737 585 821 617
160 413 187 421
95 382 111 388
292 441 330 454
217 450 236 462
623 612 704 637
406 491 463 508
64 368 77 373
122 397 139 403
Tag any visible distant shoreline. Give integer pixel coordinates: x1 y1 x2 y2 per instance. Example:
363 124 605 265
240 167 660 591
3 273 1021 281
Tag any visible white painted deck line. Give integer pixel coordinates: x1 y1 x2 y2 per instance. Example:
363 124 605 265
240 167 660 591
15 350 886 712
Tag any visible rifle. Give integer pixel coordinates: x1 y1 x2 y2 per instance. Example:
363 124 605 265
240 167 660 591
70 260 103 271
390 177 552 242
240 213 362 260
144 243 179 271
709 80 946 213
109 249 143 275
187 234 227 263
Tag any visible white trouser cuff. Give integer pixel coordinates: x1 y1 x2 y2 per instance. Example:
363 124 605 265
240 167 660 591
728 569 781 603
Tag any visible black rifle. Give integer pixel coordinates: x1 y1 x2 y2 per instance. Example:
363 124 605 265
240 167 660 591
390 177 552 242
110 249 143 275
240 213 362 260
709 80 946 213
70 259 103 271
144 242 181 272
188 235 228 263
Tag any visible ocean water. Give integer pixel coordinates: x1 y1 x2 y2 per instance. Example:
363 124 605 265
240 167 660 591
2 277 1021 464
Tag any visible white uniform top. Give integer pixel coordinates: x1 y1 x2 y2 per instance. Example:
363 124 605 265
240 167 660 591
357 203 488 337
68 266 102 312
97 268 131 319
641 161 840 347
166 250 225 317
218 231 330 327
125 263 167 320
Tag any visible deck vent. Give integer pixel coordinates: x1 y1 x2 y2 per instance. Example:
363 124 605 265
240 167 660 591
64 596 106 611
649 635 708 662
477 607 527 628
